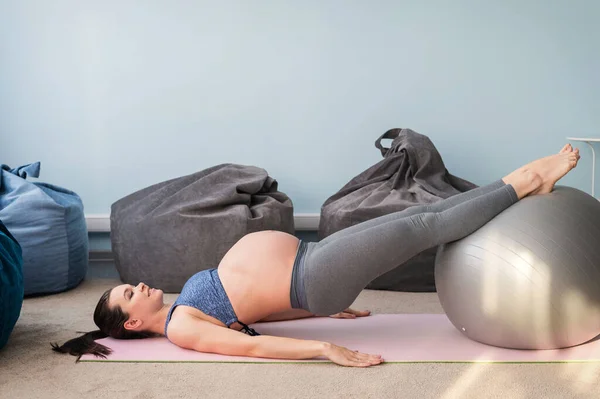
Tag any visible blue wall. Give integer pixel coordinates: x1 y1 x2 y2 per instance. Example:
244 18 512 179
1 0 599 218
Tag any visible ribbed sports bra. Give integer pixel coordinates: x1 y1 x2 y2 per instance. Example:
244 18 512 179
164 269 259 338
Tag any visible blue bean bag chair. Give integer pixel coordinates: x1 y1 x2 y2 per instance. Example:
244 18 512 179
0 163 88 296
0 219 23 350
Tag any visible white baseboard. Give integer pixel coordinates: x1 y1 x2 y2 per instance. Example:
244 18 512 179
85 214 112 232
292 214 321 231
86 213 320 232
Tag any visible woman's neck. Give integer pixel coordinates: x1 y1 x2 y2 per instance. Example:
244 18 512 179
147 303 173 336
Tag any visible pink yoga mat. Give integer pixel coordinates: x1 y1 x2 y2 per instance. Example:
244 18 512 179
80 314 600 363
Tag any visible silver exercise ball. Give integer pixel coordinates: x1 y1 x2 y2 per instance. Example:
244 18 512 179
435 185 600 350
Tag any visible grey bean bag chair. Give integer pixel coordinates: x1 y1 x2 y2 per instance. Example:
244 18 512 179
111 164 295 292
318 128 478 292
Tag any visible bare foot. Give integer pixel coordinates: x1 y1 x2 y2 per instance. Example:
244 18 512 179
502 168 543 200
560 143 581 161
528 152 578 195
502 145 580 199
560 143 572 154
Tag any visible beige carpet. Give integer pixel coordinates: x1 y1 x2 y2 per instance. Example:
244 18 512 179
1 266 599 399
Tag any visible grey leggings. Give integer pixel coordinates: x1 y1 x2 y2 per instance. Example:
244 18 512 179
290 180 519 315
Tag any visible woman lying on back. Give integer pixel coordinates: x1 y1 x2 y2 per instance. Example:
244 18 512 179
53 145 580 367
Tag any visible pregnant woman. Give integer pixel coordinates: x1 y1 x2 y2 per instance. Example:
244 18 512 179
53 145 580 367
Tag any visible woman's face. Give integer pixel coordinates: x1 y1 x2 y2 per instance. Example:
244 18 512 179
108 282 164 330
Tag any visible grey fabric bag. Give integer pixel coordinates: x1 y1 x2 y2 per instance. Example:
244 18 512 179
111 164 295 292
318 128 477 292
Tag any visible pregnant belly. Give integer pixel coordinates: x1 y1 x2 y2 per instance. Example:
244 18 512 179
217 230 301 322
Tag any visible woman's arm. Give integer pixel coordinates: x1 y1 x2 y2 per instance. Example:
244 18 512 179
258 307 372 322
168 315 383 367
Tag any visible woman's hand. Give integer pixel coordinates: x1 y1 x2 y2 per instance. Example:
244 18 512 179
329 308 371 319
323 342 384 367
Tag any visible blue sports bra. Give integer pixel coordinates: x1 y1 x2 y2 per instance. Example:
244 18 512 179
164 268 259 339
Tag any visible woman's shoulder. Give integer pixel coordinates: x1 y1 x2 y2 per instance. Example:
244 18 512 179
165 306 198 343
168 305 227 334
166 307 228 347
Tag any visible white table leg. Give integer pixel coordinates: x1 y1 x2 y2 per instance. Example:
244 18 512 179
583 141 596 197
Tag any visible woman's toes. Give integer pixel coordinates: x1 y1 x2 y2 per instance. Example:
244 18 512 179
568 153 579 167
560 144 572 154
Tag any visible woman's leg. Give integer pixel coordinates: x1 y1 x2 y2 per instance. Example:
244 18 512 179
318 179 507 247
301 147 579 315
318 144 579 247
303 184 519 315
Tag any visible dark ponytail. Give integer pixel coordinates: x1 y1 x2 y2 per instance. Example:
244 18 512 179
51 330 110 361
51 288 157 361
